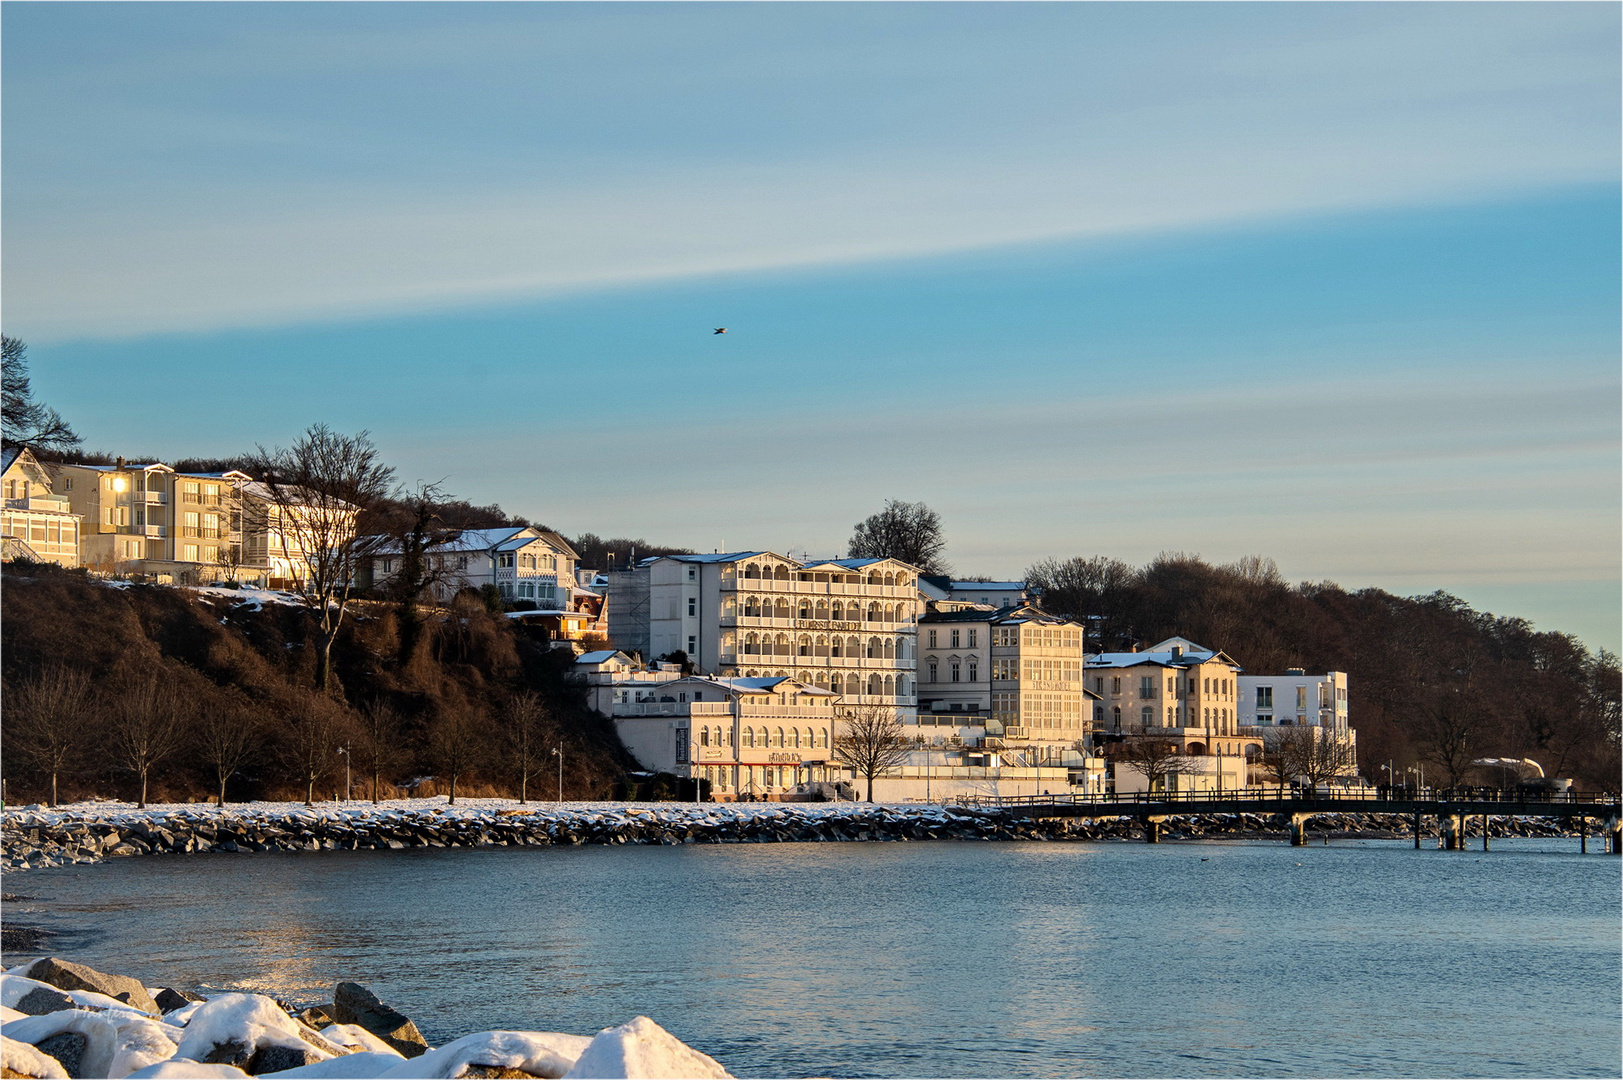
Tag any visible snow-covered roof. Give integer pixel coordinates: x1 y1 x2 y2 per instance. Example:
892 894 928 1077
505 609 576 619
1 446 23 474
575 649 633 665
661 551 769 564
1087 647 1239 671
367 526 571 557
669 675 836 697
952 580 1025 591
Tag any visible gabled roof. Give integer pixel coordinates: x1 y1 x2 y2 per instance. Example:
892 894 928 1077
1088 646 1242 671
575 649 634 666
661 551 769 564
1 446 24 475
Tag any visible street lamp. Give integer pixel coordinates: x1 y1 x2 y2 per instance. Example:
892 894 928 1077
1380 761 1395 796
550 745 564 803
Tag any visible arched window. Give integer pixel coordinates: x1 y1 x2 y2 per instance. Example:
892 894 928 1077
773 727 785 748
745 564 760 579
775 633 790 655
815 601 828 619
867 637 880 659
743 727 755 748
1112 706 1122 729
699 728 710 747
884 604 895 622
847 674 862 695
776 598 793 618
799 601 812 619
896 638 907 661
884 675 894 696
717 726 727 747
792 728 802 749
744 633 758 654
831 601 844 620
884 639 895 659
868 572 881 584
830 637 843 657
1141 707 1154 726
775 566 790 581
799 669 812 683
815 635 829 656
867 602 880 621
847 635 861 657
896 573 910 587
897 675 910 696
817 727 829 748
867 674 882 695
884 572 895 586
798 635 812 656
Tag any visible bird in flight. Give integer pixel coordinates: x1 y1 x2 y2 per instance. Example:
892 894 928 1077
713 327 728 334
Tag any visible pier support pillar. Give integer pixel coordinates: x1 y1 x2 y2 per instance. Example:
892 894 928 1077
1142 816 1164 844
1289 814 1309 847
1442 814 1465 850
1413 810 1423 849
1607 817 1621 856
1580 816 1587 854
1482 815 1490 851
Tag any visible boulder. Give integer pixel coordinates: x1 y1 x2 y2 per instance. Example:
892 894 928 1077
329 984 426 1058
124 1064 251 1078
174 994 342 1074
378 1032 591 1080
1 1035 69 1080
561 1017 730 1080
30 1034 84 1078
18 959 158 1015
154 989 204 1015
294 1008 332 1031
9 991 73 1018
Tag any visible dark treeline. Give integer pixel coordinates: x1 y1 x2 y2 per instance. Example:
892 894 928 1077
1027 553 1621 792
1 562 634 807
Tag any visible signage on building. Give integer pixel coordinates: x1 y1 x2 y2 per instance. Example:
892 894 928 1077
767 753 803 763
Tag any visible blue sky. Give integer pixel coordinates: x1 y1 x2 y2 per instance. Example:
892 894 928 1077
4 3 1619 651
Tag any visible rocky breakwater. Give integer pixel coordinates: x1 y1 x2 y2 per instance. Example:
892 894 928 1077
1 956 730 1079
2 801 1585 872
1 802 1106 872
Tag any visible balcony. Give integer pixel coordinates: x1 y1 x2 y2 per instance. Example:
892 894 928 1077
135 491 169 505
4 496 72 513
142 525 168 538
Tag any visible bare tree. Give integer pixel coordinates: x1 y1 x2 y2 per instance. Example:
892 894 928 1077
1024 555 1134 645
1259 726 1315 787
1414 689 1482 788
833 702 911 802
109 675 186 809
847 500 946 575
1110 735 1197 794
356 698 406 803
195 693 260 806
427 705 493 804
1 336 81 451
372 481 467 665
244 424 395 693
501 691 552 804
6 666 93 806
283 693 347 806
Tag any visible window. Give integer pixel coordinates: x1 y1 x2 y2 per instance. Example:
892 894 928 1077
1111 676 1121 695
1296 686 1308 710
950 662 961 683
498 552 515 568
687 635 697 655
457 555 468 569
1093 677 1104 693
1256 686 1273 709
1257 714 1273 726
928 662 939 682
928 629 938 647
1139 676 1155 698
687 597 697 617
950 629 961 648
968 660 978 682
967 629 978 647
1141 706 1154 727
688 567 697 580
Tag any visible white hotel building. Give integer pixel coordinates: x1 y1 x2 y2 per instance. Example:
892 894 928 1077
610 551 921 712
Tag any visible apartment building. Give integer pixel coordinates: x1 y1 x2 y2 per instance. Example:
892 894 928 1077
619 551 921 712
1237 669 1356 773
361 526 577 606
54 461 266 583
1 446 82 567
918 576 1034 609
576 651 841 800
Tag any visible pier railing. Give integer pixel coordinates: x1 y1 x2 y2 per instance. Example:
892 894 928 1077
952 788 1621 812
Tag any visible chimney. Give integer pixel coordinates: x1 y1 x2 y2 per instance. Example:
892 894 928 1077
116 456 126 470
1171 646 1182 658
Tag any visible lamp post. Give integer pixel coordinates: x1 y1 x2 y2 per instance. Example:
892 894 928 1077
1381 761 1394 796
337 746 351 801
551 745 564 803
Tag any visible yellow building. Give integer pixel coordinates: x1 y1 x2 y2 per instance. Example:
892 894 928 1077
1 446 82 567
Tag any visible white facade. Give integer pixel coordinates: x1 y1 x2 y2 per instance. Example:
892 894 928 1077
1238 670 1349 732
632 552 920 713
364 526 577 606
1 446 82 567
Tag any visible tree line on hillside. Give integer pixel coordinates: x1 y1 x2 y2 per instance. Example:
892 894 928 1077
1026 553 1621 792
1 561 635 807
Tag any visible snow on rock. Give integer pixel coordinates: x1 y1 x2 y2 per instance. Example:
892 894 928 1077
562 1018 732 1080
173 994 343 1074
0 973 159 1024
162 1001 206 1027
124 1062 251 1079
1 1006 26 1025
14 957 161 1015
378 1030 593 1079
259 1051 414 1078
1 1034 70 1079
2 1009 121 1078
110 1015 186 1078
317 1024 406 1058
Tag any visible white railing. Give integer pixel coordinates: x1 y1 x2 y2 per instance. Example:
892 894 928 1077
725 578 919 600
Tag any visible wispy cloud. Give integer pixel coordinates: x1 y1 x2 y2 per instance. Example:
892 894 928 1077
4 3 1615 339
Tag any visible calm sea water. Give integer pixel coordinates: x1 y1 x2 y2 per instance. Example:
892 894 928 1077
4 837 1618 1078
